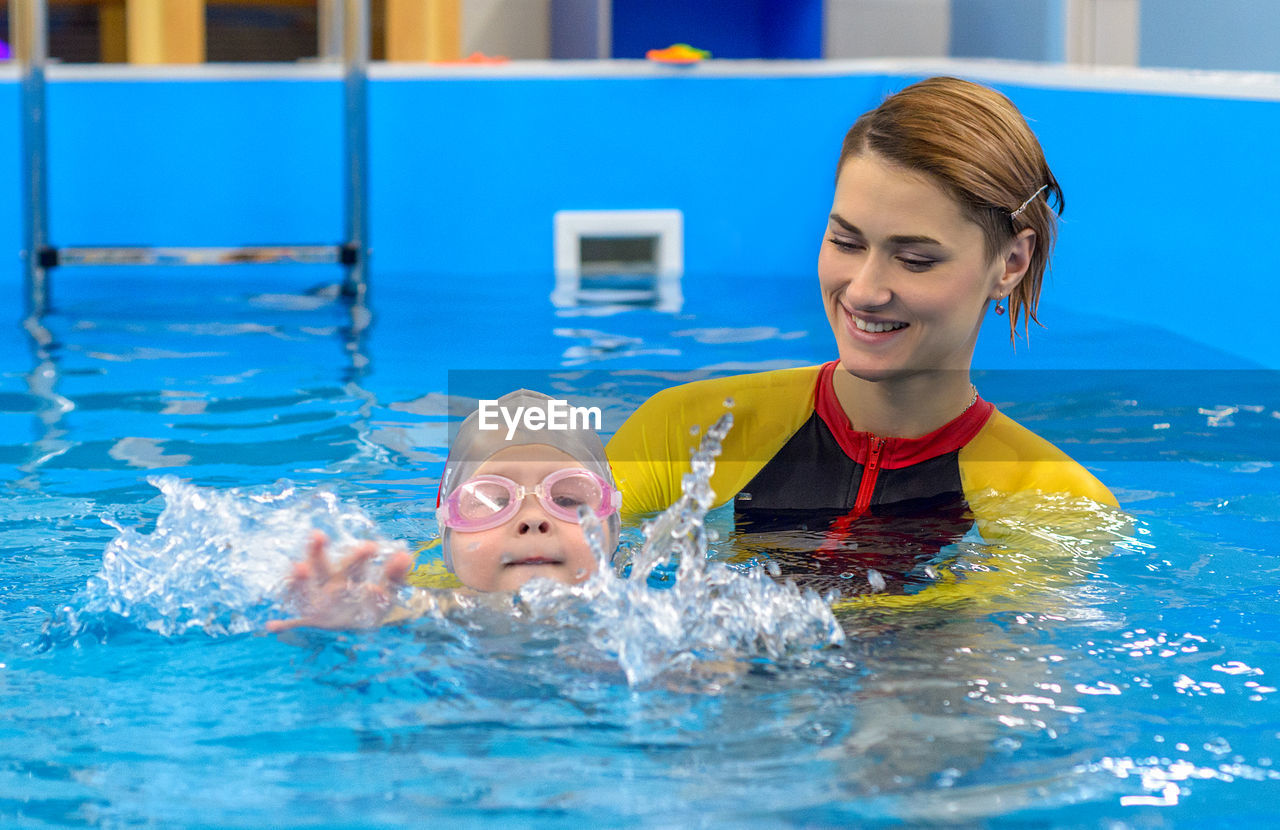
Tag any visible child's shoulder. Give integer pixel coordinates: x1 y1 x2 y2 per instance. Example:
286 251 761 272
408 549 464 589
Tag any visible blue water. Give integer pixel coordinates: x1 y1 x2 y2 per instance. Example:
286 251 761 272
2 266 1279 827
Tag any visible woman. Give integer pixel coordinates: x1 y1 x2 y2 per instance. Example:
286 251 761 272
607 77 1115 581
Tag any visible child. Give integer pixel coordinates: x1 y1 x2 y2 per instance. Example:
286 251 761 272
267 389 621 631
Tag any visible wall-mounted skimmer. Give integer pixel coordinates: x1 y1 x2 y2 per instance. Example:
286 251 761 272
552 209 683 311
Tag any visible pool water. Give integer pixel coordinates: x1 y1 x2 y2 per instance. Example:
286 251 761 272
2 266 1279 827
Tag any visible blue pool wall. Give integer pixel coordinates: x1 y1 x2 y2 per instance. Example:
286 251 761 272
1 60 1277 369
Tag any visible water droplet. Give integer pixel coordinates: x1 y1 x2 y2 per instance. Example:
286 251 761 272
867 569 887 592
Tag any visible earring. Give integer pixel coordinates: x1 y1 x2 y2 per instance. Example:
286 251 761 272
994 295 1007 316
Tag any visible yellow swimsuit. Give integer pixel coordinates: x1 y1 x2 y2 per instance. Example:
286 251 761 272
607 362 1120 611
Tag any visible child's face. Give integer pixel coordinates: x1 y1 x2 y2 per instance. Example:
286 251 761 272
448 444 599 592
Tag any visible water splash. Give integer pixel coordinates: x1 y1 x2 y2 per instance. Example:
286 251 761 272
48 417 844 686
47 476 400 642
517 412 847 686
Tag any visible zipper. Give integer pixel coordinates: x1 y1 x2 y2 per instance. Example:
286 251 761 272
853 436 886 516
817 435 887 558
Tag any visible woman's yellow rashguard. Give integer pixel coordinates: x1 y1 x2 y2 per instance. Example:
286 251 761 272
607 362 1120 610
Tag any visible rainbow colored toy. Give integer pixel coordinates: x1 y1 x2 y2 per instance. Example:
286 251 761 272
645 43 711 65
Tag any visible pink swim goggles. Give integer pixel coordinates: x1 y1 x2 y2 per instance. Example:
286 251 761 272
438 468 621 533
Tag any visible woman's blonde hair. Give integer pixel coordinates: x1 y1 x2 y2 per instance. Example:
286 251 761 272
837 76 1062 340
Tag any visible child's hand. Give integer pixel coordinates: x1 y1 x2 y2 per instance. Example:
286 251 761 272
266 532 413 632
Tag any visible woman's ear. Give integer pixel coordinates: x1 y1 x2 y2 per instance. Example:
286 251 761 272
994 228 1036 298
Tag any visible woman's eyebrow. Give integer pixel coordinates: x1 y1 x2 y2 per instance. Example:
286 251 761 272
889 234 944 247
828 213 861 234
828 213 943 247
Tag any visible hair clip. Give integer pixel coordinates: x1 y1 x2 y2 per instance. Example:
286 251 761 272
1010 184 1050 220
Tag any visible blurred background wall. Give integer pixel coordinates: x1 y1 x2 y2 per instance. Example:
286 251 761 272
2 1 1279 72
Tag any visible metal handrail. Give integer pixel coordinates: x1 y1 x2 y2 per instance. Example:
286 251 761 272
15 0 49 319
15 0 371 317
342 0 370 303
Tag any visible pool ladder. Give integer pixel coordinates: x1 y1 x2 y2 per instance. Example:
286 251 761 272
14 0 372 318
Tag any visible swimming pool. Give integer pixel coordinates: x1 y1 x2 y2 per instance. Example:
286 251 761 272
2 258 1277 826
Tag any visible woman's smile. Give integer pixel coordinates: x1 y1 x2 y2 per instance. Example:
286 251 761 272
845 309 909 336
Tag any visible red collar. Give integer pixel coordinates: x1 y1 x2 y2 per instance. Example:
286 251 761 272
812 361 994 470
